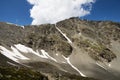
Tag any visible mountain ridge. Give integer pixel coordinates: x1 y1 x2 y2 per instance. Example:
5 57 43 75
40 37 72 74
0 17 120 80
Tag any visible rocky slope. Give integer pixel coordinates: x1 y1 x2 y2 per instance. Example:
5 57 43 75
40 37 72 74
0 17 120 80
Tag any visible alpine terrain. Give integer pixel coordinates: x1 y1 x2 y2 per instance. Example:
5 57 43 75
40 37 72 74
0 17 120 80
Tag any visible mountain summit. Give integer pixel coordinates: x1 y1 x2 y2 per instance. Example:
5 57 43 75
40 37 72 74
0 18 120 80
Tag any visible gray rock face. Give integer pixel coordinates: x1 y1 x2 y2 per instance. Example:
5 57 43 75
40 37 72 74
0 18 120 80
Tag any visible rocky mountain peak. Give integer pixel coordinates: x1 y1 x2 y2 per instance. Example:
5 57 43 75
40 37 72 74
0 17 120 80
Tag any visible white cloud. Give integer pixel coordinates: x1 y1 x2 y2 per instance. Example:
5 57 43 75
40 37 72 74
27 0 95 25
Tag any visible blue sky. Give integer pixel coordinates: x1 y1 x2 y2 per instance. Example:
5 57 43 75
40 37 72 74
83 0 120 22
0 0 32 25
0 0 120 25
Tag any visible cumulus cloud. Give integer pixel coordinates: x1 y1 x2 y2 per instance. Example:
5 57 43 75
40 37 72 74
27 0 95 25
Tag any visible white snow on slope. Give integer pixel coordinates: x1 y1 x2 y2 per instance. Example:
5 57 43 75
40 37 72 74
12 44 57 62
55 25 72 44
41 49 57 62
56 53 59 56
0 46 18 62
21 26 24 29
11 46 29 60
15 44 47 58
15 44 34 53
0 46 29 63
6 22 24 28
79 32 82 36
36 50 48 58
6 22 16 25
62 55 86 77
7 61 18 66
108 63 111 67
0 44 58 63
96 62 106 70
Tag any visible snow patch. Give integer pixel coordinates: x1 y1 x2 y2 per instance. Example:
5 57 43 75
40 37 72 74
6 22 15 25
36 50 47 58
0 44 58 66
55 25 72 44
15 44 46 58
79 32 82 36
7 61 31 68
61 61 66 63
56 53 59 56
0 48 17 62
96 62 106 70
108 63 111 67
15 44 57 62
11 46 29 60
21 26 25 29
0 46 29 62
6 22 24 28
41 49 57 62
62 55 86 77
0 46 19 62
0 47 31 68
15 44 33 53
6 22 20 27
7 61 18 66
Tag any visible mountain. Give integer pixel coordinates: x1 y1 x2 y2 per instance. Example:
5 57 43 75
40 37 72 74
0 17 120 80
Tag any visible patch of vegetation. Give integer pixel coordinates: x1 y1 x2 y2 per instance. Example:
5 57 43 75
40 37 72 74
0 66 48 80
51 72 98 80
88 43 116 62
73 37 116 62
0 66 99 80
